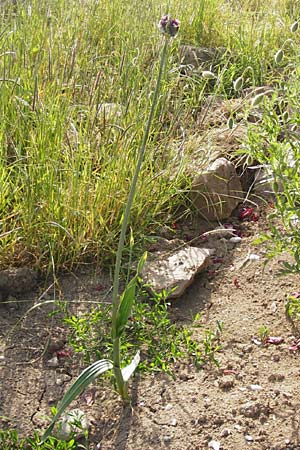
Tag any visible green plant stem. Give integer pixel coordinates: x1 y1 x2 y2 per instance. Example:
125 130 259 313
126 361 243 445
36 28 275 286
111 38 169 400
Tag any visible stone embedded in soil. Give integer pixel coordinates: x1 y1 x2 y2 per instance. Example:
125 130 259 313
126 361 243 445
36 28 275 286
141 246 213 299
268 373 285 382
47 356 59 368
189 157 244 220
218 376 235 390
220 428 231 437
179 45 226 73
0 267 37 300
240 401 262 419
55 408 89 440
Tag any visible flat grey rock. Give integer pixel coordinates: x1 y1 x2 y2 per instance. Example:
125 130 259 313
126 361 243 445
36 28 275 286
141 246 213 299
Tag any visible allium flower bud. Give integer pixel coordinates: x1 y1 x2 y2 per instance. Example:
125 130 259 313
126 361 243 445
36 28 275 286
158 15 180 37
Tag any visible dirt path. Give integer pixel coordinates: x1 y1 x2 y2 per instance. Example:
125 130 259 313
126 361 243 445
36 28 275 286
1 210 300 450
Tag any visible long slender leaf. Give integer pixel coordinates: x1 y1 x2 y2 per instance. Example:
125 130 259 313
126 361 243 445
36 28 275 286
41 359 112 442
116 276 137 337
121 351 140 382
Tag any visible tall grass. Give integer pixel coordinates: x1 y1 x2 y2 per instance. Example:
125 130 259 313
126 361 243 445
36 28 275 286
0 0 299 272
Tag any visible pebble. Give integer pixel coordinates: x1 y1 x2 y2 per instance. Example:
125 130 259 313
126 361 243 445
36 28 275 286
55 409 89 440
163 435 172 444
250 384 263 391
47 356 59 368
248 254 260 261
55 373 71 386
165 403 173 411
170 418 177 427
240 401 261 419
48 337 66 353
229 236 242 243
268 373 285 382
220 428 231 437
218 376 235 390
245 434 254 442
208 439 220 450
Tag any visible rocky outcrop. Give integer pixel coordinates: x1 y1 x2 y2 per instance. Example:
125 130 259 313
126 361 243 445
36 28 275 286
179 46 226 73
189 157 244 220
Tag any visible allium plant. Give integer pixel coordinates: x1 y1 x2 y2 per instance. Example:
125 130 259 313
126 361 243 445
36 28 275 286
158 15 180 37
42 14 179 442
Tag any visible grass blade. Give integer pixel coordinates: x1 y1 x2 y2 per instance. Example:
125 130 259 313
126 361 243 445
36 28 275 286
116 276 137 337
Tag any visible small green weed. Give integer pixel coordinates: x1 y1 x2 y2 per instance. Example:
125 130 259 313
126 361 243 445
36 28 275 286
0 429 78 450
258 324 270 342
201 320 223 366
286 294 300 320
64 290 220 375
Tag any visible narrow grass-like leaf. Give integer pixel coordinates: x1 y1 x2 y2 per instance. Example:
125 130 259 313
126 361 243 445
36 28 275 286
121 351 140 382
137 251 147 274
116 276 137 337
227 116 234 130
42 359 112 442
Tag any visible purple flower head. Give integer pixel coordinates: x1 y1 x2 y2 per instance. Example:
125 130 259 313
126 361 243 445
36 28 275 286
158 14 180 37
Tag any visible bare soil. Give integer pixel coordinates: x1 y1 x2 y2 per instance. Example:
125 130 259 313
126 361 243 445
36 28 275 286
1 205 300 450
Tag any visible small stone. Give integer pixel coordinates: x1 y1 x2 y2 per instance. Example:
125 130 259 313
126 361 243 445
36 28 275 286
196 415 208 424
163 435 172 444
220 428 231 437
248 254 260 261
55 409 89 440
240 401 261 419
245 435 254 442
268 373 285 382
208 440 220 450
165 403 173 411
48 337 67 353
249 384 263 391
229 236 242 243
242 344 253 353
218 376 235 390
47 356 59 368
170 418 177 426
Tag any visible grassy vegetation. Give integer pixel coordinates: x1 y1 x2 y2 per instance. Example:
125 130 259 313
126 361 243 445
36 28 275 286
1 0 300 272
